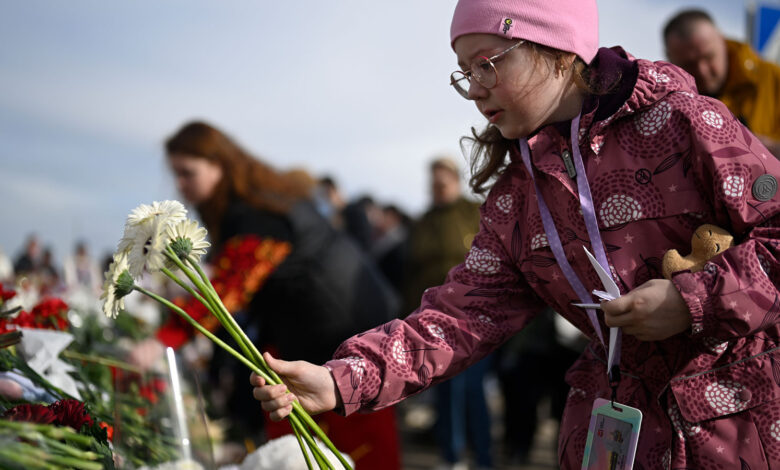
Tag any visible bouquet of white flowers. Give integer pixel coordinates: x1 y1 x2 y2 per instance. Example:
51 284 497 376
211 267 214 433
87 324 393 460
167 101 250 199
101 201 351 470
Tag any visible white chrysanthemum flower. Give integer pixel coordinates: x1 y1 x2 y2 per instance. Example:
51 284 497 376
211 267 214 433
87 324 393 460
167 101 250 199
100 252 134 319
166 219 210 264
126 218 170 278
118 200 187 253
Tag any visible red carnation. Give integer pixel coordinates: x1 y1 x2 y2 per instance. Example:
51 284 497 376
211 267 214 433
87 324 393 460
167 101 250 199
48 399 94 430
0 283 16 303
3 404 57 424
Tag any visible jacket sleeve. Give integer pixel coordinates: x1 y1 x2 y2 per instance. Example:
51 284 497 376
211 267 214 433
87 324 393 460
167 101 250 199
670 94 780 340
323 200 545 415
156 235 291 349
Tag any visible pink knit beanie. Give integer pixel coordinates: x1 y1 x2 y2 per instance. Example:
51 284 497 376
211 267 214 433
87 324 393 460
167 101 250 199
450 0 599 64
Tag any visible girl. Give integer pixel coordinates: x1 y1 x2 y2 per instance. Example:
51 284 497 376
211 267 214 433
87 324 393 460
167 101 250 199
146 121 401 469
251 0 780 467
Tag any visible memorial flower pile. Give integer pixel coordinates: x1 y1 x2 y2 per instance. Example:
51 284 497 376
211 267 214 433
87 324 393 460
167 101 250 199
102 200 351 470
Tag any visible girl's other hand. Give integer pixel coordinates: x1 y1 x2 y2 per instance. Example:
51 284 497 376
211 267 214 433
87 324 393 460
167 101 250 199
250 352 341 421
601 279 692 341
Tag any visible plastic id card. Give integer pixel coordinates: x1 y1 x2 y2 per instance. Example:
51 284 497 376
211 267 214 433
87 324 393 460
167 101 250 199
581 398 642 470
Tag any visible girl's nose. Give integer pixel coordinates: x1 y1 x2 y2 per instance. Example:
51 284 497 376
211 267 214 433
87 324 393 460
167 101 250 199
467 79 488 100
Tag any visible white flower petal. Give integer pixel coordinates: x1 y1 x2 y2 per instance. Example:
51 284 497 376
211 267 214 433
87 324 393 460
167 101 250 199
100 252 130 319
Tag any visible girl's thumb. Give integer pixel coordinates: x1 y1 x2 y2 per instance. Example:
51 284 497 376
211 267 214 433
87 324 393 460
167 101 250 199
264 352 289 374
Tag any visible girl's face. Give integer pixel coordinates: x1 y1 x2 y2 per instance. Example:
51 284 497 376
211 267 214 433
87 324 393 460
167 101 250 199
453 33 578 139
168 153 223 205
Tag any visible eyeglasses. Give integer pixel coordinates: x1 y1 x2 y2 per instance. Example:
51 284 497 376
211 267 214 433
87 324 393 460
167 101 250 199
450 40 525 99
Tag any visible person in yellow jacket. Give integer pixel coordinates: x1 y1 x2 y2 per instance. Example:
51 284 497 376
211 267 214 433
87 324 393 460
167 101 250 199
664 9 780 157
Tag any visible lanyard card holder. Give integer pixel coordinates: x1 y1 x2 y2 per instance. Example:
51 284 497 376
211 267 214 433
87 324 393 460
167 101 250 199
581 398 642 470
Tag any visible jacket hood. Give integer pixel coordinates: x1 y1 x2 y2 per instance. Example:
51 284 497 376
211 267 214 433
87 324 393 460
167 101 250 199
582 47 700 138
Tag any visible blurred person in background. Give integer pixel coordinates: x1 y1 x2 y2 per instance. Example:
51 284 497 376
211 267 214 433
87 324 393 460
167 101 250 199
37 247 60 295
0 246 13 283
134 121 401 468
63 240 101 295
371 204 411 295
316 177 379 252
664 9 780 156
404 157 491 470
13 234 40 277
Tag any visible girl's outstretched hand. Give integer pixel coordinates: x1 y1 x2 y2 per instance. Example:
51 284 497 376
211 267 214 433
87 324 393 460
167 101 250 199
250 352 341 421
601 279 692 341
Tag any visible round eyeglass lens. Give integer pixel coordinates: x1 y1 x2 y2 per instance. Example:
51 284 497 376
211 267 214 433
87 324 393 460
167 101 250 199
470 57 497 88
450 71 470 98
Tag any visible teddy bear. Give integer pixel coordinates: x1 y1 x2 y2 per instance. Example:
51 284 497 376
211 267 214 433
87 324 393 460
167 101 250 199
661 224 734 280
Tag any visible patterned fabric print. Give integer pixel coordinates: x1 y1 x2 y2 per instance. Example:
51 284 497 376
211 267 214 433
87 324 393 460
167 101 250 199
408 311 458 353
753 398 780 462
692 97 739 145
463 300 509 345
733 244 776 301
591 169 665 229
526 212 552 251
701 336 730 355
641 442 672 470
614 93 692 160
562 192 590 239
331 342 384 406
675 210 711 231
668 401 708 446
453 229 517 288
485 178 524 225
704 380 751 415
378 328 416 380
712 162 752 211
465 246 501 275
559 424 589 469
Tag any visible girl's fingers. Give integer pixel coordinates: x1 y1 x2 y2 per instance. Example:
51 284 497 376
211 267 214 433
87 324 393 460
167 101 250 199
259 392 297 413
252 383 288 402
249 372 266 387
269 405 293 422
604 311 634 328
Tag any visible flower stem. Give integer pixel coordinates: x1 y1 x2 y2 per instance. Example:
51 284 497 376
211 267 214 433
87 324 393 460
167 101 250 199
290 416 314 470
133 286 275 386
62 350 143 374
162 251 257 365
160 266 212 311
290 412 334 470
187 256 281 383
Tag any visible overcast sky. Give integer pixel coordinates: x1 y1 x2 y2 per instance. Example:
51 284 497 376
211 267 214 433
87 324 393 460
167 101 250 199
0 0 749 263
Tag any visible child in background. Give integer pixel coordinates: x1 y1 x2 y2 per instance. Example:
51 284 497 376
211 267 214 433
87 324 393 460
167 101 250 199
251 0 780 467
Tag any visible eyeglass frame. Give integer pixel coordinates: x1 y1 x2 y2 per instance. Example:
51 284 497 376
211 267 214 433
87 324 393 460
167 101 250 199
450 40 526 99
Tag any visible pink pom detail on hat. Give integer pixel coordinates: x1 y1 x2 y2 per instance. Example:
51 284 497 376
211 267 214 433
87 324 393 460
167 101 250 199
450 0 599 64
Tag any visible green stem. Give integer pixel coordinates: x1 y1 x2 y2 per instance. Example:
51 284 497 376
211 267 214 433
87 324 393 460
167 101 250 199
160 252 350 469
160 266 212 311
292 403 353 470
163 251 258 366
291 417 314 470
134 286 275 386
290 413 333 470
0 447 56 470
62 350 143 374
187 256 281 383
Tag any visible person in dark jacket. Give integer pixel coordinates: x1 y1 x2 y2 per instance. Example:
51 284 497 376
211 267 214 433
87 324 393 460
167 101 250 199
138 121 401 469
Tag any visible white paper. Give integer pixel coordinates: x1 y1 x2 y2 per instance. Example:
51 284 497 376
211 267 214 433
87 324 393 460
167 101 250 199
583 247 621 372
17 328 81 400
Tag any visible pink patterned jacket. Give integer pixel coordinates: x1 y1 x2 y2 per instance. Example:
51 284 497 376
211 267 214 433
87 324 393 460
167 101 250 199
325 52 780 469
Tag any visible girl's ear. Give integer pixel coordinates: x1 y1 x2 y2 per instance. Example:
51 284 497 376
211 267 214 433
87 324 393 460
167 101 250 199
554 54 568 78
